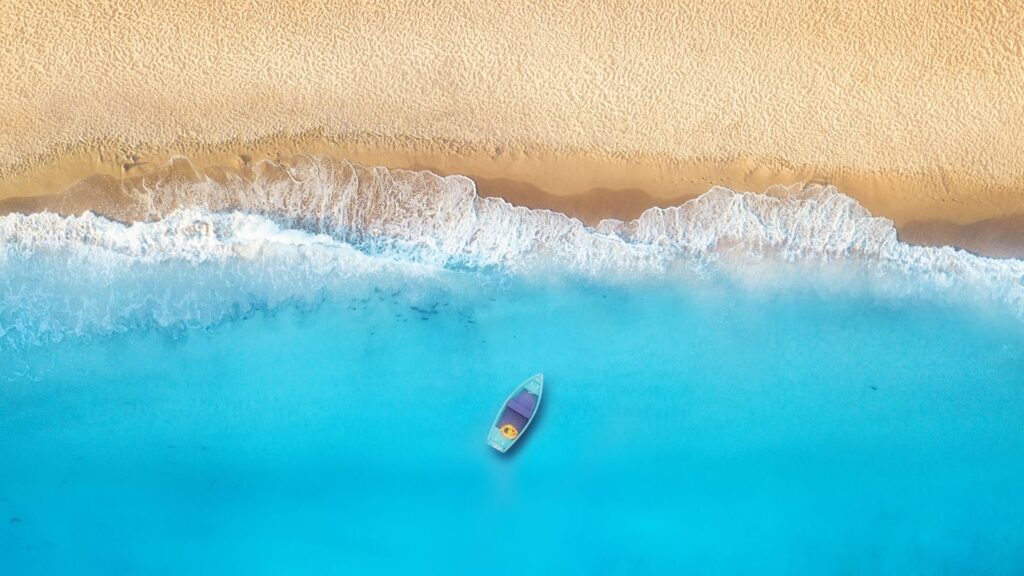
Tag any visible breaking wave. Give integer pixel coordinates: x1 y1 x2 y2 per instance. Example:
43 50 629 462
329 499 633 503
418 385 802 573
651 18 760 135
1 156 1023 347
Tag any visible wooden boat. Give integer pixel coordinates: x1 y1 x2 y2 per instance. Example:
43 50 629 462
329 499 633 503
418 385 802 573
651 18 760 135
487 373 544 453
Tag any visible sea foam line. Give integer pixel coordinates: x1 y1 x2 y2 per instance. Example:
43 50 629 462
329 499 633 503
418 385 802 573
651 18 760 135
1 157 1023 347
121 157 1024 297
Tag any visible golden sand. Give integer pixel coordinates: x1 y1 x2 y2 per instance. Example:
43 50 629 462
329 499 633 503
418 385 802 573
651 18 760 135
1 1 1023 253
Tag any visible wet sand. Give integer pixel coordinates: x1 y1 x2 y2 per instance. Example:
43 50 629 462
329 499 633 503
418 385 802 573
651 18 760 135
1 1 1023 256
2 136 1022 258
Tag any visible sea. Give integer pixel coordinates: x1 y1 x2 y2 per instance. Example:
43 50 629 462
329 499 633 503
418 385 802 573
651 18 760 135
2 159 1023 574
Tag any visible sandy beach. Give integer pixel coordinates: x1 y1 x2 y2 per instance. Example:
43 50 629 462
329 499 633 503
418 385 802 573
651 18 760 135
2 1 1023 255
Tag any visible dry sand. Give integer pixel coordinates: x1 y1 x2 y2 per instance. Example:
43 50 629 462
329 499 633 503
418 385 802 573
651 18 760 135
1 1 1023 254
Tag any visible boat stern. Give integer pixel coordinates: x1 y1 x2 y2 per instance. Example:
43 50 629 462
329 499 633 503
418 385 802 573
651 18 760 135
487 429 512 453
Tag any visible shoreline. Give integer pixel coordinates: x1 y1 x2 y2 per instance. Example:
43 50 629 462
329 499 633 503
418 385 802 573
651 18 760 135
4 2 1024 257
1 135 1022 258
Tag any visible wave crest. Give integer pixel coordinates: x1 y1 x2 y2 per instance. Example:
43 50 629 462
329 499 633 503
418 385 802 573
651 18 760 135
126 157 1024 290
1 156 1023 346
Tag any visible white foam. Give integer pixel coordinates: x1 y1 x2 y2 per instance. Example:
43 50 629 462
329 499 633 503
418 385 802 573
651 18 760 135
132 157 1024 297
0 209 438 347
2 157 1023 346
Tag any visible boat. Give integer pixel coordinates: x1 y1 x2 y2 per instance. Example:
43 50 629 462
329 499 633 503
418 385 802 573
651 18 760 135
487 373 544 453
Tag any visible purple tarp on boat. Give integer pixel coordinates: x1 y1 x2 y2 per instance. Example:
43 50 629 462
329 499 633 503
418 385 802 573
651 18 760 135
508 391 537 417
498 408 529 432
497 391 538 432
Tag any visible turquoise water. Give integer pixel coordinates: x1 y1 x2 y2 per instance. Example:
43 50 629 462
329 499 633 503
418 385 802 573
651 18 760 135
3 174 1024 573
3 275 1024 574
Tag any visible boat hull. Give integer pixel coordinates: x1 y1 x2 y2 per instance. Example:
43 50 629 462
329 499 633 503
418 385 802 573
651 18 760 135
487 374 543 453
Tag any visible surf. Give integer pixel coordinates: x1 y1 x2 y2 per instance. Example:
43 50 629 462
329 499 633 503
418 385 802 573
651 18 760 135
1 157 1023 348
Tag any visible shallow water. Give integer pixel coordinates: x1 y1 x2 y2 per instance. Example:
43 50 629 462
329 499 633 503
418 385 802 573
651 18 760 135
3 275 1023 574
3 175 1024 573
